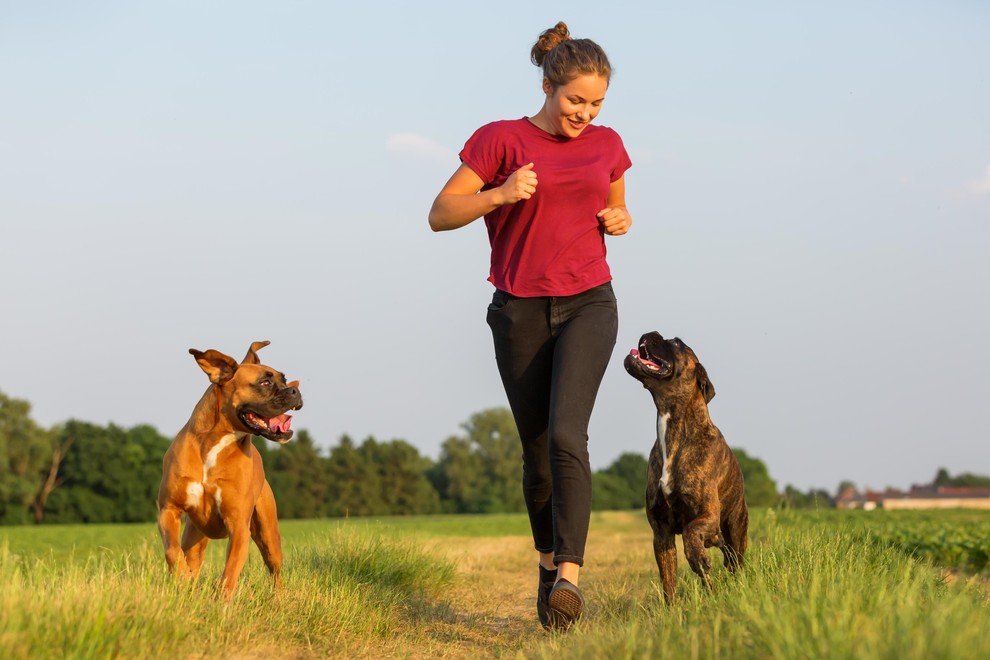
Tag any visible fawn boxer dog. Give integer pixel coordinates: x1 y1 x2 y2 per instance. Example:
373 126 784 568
624 332 747 601
157 340 302 599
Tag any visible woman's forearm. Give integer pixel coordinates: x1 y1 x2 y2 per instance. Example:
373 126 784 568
428 188 505 232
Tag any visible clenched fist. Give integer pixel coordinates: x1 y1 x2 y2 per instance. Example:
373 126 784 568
597 206 632 236
496 162 538 205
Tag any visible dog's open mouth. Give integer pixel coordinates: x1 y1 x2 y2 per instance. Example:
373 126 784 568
239 409 294 443
627 348 672 378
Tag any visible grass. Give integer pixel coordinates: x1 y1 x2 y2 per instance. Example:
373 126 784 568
542 510 990 659
1 509 989 658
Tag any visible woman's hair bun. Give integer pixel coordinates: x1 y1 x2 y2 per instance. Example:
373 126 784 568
530 21 571 67
529 22 612 87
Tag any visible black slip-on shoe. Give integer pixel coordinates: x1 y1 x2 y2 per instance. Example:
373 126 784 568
547 578 584 630
537 565 557 629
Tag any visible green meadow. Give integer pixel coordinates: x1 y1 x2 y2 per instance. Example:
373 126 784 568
1 509 988 658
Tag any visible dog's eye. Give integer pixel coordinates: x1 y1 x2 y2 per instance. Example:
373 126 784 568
259 380 273 388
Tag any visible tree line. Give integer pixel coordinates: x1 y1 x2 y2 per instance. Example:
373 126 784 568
4 388 793 525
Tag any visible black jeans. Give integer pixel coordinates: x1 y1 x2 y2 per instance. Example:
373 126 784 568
486 282 618 566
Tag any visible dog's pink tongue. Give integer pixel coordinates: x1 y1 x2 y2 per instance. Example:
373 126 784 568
630 349 640 358
268 414 292 433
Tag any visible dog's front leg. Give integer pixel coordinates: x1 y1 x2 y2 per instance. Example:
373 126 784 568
220 518 253 600
158 505 189 577
250 480 284 589
647 503 678 602
683 513 721 587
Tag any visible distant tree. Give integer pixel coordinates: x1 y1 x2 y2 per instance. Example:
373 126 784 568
592 472 638 510
263 430 331 519
836 480 857 497
933 468 952 487
732 448 777 507
430 408 524 513
932 467 990 488
326 434 383 516
31 432 74 523
465 408 525 513
0 391 50 524
363 437 441 515
252 436 276 466
427 435 486 513
592 452 648 510
780 484 833 509
604 453 649 492
44 421 168 523
322 435 441 516
126 423 172 507
811 488 832 506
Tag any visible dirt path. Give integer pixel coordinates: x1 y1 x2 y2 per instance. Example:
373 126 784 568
418 536 543 655
411 512 657 657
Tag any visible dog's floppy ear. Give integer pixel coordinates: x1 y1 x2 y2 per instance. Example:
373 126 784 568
190 349 239 385
696 362 716 404
242 340 271 365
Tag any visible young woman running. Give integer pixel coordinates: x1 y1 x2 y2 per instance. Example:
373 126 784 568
429 21 632 630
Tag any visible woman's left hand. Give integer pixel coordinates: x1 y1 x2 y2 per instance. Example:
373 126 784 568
597 206 632 236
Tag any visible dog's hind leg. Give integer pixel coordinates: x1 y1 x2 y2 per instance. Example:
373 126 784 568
720 510 748 572
250 480 283 589
181 522 210 578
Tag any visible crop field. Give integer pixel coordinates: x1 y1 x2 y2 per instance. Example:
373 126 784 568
816 509 990 574
1 509 988 658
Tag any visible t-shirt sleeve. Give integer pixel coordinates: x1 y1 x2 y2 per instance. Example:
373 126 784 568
459 122 504 185
610 131 632 183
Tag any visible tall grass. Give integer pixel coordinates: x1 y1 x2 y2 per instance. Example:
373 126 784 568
1 510 988 658
0 525 456 657
541 509 990 659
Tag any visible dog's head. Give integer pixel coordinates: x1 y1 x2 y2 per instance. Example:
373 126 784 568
189 340 303 443
623 331 715 406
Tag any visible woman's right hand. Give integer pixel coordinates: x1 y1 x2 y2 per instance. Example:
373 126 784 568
495 162 538 205
429 162 537 232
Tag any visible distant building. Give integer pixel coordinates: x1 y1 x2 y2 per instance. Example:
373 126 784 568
835 485 990 510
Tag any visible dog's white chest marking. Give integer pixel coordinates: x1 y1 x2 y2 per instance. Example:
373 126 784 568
203 433 238 482
657 412 673 496
186 433 238 510
185 482 204 509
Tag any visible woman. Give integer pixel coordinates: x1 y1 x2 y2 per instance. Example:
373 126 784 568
428 21 632 630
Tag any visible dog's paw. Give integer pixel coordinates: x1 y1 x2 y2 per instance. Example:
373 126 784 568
686 547 713 578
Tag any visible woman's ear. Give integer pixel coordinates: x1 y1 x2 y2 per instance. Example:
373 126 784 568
542 77 553 96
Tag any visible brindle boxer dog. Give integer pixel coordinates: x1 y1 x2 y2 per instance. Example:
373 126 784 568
624 331 747 601
157 340 302 600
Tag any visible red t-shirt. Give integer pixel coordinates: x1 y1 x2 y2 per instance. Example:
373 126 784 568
459 118 632 297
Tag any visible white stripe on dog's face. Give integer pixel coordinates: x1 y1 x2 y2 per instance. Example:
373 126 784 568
203 433 238 483
658 412 673 496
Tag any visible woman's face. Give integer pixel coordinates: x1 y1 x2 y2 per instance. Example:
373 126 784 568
541 73 609 138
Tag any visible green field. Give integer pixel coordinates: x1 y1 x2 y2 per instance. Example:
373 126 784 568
2 509 988 658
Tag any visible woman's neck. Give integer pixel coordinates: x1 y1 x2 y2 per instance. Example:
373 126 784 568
527 111 549 133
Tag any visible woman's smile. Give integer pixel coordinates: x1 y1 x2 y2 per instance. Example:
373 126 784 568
536 73 608 138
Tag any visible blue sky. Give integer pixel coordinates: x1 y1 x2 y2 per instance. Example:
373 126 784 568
2 1 987 493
